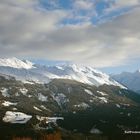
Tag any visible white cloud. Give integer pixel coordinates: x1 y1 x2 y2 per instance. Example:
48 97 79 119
73 0 94 10
0 0 140 68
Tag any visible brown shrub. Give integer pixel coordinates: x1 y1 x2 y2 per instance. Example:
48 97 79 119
12 131 61 140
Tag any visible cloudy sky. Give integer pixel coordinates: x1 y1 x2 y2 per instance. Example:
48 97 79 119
0 0 140 73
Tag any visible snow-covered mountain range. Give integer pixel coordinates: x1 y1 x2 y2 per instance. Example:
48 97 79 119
112 70 140 93
0 57 124 88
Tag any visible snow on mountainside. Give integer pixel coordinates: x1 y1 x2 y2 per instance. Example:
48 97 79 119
0 66 50 84
0 57 35 69
3 111 32 124
0 58 125 88
45 64 125 88
112 70 140 92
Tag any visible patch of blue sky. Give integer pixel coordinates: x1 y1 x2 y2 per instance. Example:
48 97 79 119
59 0 72 9
39 0 73 10
95 0 111 15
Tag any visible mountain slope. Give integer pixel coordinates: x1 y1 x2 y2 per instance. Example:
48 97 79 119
0 67 50 83
0 74 140 136
0 74 139 115
112 70 140 93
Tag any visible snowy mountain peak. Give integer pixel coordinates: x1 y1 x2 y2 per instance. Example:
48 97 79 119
0 57 35 69
54 63 99 74
46 64 126 88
